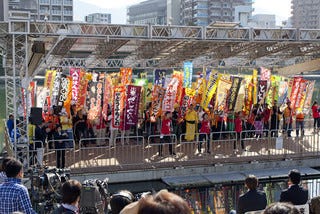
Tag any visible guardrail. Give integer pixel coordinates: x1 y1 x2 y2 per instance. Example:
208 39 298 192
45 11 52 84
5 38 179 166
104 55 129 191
34 126 320 173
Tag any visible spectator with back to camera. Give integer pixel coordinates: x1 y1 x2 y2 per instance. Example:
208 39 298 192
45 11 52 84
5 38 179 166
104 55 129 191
280 169 308 205
110 190 135 214
237 175 267 214
0 159 36 214
52 179 82 214
120 189 191 214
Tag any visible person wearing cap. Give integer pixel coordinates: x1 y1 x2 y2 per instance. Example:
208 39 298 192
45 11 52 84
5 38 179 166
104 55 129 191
283 100 293 137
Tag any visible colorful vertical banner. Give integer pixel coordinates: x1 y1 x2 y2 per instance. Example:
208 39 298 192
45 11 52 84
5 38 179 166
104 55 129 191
112 86 125 128
289 77 302 110
227 76 242 112
154 69 166 87
76 71 90 112
193 72 206 104
295 79 307 110
234 78 246 112
183 61 193 88
57 74 72 115
151 85 165 120
252 69 258 105
28 81 36 107
44 69 56 92
303 81 315 113
260 67 271 82
173 71 183 105
244 76 253 115
70 68 81 105
266 75 280 106
102 74 112 121
201 71 219 109
87 72 105 121
278 80 289 105
215 78 232 112
125 85 141 126
51 70 62 106
120 68 132 86
162 77 180 113
257 80 268 104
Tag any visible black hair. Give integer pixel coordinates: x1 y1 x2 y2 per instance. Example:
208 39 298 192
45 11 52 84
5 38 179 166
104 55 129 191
61 180 82 204
288 169 301 185
4 159 22 178
110 190 135 214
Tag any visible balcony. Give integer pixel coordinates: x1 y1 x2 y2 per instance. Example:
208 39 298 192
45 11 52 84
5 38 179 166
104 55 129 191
51 0 62 5
63 10 72 15
51 10 62 15
195 13 208 18
39 0 50 4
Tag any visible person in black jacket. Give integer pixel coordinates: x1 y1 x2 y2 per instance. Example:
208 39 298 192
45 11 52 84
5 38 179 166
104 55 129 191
280 169 308 205
52 180 81 214
53 124 68 169
237 175 267 214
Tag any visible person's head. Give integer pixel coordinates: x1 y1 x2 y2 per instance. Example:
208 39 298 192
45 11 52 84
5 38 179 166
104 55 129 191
1 156 13 172
137 190 190 214
288 169 301 185
165 111 171 119
110 190 135 214
4 159 23 178
56 124 62 132
203 113 208 120
313 101 318 106
174 103 180 111
189 104 194 110
9 114 14 120
61 180 82 206
263 202 300 214
245 175 258 190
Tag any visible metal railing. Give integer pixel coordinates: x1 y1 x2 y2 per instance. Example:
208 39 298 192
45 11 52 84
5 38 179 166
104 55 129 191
33 126 319 173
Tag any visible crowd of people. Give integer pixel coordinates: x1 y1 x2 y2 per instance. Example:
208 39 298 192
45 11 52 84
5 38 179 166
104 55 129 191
6 98 320 168
1 155 319 214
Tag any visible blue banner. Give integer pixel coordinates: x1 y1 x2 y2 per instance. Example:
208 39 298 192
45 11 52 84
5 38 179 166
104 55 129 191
154 69 166 87
183 61 193 88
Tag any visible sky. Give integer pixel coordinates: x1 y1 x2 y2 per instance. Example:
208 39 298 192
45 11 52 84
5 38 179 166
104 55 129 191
74 0 292 25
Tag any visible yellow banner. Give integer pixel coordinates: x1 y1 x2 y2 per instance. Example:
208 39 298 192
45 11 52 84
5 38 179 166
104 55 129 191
252 69 258 105
201 71 219 109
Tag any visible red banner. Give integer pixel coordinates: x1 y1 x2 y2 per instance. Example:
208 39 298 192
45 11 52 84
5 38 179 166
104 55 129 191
260 67 271 82
162 77 179 113
87 72 105 121
125 85 141 126
290 77 302 110
70 68 81 105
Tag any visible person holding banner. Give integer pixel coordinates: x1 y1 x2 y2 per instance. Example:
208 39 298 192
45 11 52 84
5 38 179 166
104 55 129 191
185 104 198 142
283 101 293 137
159 111 175 156
295 109 305 137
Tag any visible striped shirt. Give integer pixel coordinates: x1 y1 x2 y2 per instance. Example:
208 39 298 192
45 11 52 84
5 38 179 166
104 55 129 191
0 177 36 214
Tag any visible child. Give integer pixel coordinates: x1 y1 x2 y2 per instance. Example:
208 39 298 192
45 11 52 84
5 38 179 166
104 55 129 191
159 111 175 156
199 113 211 154
235 112 245 151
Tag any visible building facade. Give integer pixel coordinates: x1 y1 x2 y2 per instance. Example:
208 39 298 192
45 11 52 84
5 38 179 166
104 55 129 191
249 14 276 28
1 0 73 22
127 0 167 25
180 0 253 26
85 13 111 24
291 0 320 29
